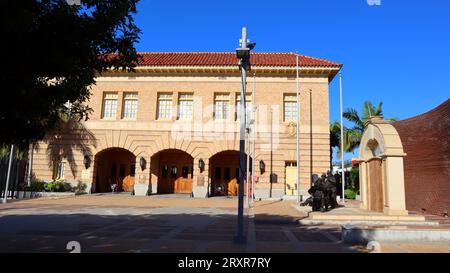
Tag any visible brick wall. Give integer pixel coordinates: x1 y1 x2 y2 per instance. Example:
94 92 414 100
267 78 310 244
392 99 450 216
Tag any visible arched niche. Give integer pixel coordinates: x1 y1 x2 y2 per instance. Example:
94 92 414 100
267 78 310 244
357 116 409 216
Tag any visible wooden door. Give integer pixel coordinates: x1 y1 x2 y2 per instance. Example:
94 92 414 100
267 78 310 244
285 162 297 196
158 164 172 193
174 165 193 194
211 166 227 196
367 158 384 212
158 151 193 194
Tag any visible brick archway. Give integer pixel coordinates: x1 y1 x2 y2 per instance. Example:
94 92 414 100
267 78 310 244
209 150 252 196
93 148 136 193
150 149 194 194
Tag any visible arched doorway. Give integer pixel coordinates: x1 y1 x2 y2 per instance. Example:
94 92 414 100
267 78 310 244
151 149 193 194
209 151 252 196
94 148 136 193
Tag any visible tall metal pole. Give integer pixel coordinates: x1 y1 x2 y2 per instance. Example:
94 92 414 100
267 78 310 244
246 125 250 209
339 73 346 204
251 74 256 207
296 53 301 204
235 27 248 243
27 143 33 187
1 145 14 204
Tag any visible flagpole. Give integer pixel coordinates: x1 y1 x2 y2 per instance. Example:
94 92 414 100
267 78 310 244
339 73 346 204
251 73 256 207
296 53 301 204
1 145 14 204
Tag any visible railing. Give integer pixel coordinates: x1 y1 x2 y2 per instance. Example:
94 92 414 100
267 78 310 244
0 157 27 199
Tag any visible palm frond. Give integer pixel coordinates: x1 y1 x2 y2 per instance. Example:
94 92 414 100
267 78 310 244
375 101 383 116
343 108 365 129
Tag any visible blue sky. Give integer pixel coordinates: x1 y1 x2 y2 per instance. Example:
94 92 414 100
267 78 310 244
133 0 450 160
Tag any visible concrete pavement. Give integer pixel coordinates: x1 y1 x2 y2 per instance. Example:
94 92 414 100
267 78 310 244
0 194 448 253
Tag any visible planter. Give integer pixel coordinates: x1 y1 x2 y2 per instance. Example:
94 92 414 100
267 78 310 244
15 191 76 199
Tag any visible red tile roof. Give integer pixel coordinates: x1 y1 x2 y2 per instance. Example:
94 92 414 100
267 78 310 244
134 52 341 68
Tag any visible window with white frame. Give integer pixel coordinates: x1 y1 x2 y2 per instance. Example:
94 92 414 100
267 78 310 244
178 93 193 120
122 92 138 119
53 161 66 180
236 93 252 120
102 92 118 119
214 93 230 120
157 93 173 120
284 94 298 122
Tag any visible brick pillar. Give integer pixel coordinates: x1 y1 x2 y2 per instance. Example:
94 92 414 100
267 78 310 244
192 157 209 198
383 156 408 216
81 165 94 194
359 161 368 209
134 154 150 196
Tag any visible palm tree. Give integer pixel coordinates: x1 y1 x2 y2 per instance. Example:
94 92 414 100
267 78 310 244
331 100 397 157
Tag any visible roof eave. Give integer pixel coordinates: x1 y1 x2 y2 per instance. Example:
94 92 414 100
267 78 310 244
103 65 342 79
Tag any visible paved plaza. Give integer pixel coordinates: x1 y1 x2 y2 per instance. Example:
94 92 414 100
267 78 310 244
0 194 448 253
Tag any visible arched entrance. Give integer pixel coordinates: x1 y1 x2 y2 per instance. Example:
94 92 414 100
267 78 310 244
209 151 252 196
151 149 193 194
94 148 136 193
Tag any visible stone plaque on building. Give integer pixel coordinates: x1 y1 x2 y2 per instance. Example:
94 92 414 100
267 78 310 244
81 169 91 181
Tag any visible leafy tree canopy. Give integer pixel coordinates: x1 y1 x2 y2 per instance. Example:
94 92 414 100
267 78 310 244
0 0 141 149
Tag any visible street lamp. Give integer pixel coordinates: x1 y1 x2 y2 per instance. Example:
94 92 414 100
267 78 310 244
83 155 91 169
234 27 256 244
139 157 146 171
198 159 205 173
259 160 265 175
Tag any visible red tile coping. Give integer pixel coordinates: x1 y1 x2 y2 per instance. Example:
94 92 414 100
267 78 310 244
122 52 341 68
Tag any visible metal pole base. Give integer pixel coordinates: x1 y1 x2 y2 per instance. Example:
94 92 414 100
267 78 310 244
233 235 247 244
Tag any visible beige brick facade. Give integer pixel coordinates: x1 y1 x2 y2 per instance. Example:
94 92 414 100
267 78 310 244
31 56 340 199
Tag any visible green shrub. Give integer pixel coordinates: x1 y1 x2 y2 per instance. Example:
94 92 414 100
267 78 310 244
43 180 73 192
349 166 360 191
19 179 85 193
344 188 357 200
24 179 45 192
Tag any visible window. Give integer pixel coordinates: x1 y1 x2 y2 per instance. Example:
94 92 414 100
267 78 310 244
162 165 168 178
236 93 252 120
215 167 222 179
171 166 177 178
122 93 138 119
182 166 189 179
53 161 66 180
214 93 230 120
286 161 297 167
102 92 118 119
119 164 126 177
178 93 193 120
157 93 173 120
111 164 117 177
224 168 231 180
284 94 298 122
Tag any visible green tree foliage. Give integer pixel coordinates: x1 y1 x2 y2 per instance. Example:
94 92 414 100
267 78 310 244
330 100 398 156
0 0 141 147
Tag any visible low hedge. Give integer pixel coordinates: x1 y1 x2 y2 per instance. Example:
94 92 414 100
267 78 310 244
18 179 86 193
